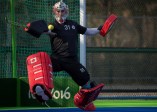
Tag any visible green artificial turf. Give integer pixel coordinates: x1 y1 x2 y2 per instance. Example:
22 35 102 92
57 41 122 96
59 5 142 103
94 100 157 107
0 100 157 110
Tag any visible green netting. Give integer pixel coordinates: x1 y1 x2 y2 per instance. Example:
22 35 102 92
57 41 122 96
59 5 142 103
15 0 79 77
0 0 80 78
0 0 12 78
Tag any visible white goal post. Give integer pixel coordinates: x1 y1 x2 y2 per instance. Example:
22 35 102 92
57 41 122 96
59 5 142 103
80 0 86 67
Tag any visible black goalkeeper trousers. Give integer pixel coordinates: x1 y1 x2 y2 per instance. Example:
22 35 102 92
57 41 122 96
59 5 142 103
50 55 90 86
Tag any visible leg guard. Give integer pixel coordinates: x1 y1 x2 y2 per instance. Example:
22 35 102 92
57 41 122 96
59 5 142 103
74 82 104 110
26 52 54 102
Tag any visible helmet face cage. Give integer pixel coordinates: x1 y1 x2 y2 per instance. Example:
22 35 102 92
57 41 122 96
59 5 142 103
53 1 69 24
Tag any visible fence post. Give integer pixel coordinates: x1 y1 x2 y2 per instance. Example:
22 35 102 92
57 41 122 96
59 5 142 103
10 0 17 78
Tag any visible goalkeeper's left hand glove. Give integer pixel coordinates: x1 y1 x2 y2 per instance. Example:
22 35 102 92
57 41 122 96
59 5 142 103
98 14 117 37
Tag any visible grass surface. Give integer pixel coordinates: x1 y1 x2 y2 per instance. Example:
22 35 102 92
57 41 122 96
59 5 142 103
0 100 157 110
94 100 157 107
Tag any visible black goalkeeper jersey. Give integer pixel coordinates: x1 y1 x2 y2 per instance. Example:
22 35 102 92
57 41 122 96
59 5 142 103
50 20 87 58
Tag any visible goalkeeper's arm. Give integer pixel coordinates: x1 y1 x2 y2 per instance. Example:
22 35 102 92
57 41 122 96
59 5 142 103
84 28 100 36
85 14 117 37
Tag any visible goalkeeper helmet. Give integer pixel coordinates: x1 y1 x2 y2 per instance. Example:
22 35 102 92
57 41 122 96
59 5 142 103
53 1 69 24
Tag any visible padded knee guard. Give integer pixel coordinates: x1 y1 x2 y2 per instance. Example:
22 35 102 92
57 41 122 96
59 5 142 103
26 52 54 102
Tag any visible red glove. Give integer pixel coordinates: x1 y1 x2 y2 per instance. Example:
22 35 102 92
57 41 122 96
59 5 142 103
99 14 117 37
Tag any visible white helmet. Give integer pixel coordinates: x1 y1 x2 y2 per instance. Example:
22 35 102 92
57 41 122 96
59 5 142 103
53 1 69 24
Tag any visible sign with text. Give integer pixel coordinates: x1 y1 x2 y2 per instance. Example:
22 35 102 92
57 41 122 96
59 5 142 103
20 77 79 107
